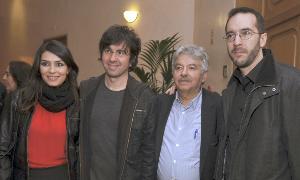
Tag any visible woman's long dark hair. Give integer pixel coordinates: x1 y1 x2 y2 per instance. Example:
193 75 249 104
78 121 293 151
9 61 31 89
18 40 79 112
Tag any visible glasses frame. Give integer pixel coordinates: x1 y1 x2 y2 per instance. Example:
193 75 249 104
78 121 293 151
102 48 129 58
223 29 264 42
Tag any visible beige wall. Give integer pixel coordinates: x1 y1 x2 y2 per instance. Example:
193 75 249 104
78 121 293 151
0 0 195 78
0 0 234 92
194 0 235 92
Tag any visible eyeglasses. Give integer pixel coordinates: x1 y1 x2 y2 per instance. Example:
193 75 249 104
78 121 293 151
102 48 129 58
224 29 263 42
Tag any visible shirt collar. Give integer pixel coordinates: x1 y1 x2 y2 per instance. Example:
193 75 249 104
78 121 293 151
175 89 202 111
232 57 264 86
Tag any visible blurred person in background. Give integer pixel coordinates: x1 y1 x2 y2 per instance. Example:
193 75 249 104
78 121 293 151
2 60 31 93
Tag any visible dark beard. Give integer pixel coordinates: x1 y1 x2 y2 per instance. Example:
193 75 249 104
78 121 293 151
229 40 261 69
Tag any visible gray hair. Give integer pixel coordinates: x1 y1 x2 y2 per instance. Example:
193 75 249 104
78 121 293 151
172 44 208 73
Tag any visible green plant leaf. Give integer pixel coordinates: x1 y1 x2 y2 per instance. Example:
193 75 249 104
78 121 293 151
133 33 181 93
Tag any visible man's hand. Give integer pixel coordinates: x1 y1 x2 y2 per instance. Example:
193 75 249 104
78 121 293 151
165 85 176 95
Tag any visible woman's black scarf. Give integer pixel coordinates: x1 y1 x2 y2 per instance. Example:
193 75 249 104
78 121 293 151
38 81 74 112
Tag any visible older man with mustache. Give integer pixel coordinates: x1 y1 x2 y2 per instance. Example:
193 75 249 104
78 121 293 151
153 45 223 180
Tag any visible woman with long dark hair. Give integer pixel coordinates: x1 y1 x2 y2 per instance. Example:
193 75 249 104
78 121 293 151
1 61 31 116
0 40 79 180
2 60 31 93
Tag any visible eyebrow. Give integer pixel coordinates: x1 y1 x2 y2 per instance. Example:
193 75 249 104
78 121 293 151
41 59 62 61
175 63 199 66
226 27 252 33
41 59 65 63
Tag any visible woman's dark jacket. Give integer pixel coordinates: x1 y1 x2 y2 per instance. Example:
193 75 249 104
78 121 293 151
0 93 80 180
0 82 6 114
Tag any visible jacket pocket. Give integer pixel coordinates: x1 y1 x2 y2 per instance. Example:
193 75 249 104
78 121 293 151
131 109 146 130
210 136 219 146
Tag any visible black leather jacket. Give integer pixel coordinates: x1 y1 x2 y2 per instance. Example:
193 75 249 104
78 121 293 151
79 75 156 180
0 83 6 114
0 93 80 180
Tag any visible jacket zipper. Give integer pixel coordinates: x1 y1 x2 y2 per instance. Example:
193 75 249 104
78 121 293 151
119 101 139 180
228 84 275 179
237 84 275 137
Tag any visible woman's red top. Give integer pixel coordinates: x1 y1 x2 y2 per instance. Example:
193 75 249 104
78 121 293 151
28 103 67 168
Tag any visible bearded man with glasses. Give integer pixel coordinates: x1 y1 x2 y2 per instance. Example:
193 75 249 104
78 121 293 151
214 7 300 180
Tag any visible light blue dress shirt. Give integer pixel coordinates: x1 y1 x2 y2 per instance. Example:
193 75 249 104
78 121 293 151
158 91 202 180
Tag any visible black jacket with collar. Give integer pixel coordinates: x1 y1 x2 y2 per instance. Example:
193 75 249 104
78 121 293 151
0 93 80 180
154 88 223 180
215 49 300 180
79 74 156 180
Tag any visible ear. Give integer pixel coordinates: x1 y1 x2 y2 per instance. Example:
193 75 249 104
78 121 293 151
201 71 208 84
130 55 136 67
260 33 267 48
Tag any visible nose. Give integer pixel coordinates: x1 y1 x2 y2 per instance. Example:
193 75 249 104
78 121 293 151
180 67 188 76
49 64 56 73
109 52 119 62
233 33 242 45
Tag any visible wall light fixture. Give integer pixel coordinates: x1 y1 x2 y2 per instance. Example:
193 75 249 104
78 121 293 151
123 10 138 23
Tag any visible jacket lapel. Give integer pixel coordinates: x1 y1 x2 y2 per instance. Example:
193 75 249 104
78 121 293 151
79 75 103 178
82 76 103 126
237 49 280 142
222 79 237 128
238 85 279 141
117 76 139 170
200 89 208 175
155 94 175 162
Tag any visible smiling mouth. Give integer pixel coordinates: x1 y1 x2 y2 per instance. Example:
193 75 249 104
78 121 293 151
47 76 59 80
108 64 120 68
109 65 118 67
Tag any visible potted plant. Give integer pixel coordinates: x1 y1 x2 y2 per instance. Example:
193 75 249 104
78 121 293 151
132 33 181 93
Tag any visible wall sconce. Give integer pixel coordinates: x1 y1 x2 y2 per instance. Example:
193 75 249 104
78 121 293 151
123 10 138 23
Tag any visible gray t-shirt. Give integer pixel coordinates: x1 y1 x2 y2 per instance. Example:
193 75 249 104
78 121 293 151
90 81 125 180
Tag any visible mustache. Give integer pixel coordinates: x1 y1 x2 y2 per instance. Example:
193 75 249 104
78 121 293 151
231 47 247 53
178 78 191 82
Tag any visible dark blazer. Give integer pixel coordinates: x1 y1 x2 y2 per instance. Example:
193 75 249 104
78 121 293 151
154 88 223 180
